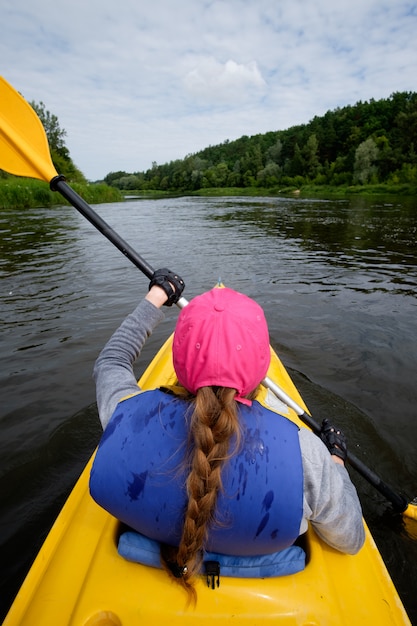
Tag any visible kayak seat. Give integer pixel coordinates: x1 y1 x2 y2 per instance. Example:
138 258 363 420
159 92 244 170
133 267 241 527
117 529 306 578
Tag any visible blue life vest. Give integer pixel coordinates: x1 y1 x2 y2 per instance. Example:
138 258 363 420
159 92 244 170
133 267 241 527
90 389 303 556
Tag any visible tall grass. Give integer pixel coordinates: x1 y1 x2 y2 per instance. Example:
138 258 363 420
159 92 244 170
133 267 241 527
0 178 123 209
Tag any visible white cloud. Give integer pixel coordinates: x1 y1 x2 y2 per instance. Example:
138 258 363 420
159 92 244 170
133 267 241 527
1 0 416 180
184 58 266 103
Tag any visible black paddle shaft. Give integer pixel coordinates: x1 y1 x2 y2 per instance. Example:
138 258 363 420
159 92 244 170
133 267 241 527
299 409 408 512
264 377 409 512
51 176 155 279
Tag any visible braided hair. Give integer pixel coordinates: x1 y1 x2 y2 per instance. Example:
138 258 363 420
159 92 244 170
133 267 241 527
160 385 247 602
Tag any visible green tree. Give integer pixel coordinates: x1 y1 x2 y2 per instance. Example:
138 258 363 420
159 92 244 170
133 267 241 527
30 101 86 183
265 138 282 164
30 101 66 151
257 162 282 186
303 134 320 179
204 162 230 187
328 156 351 185
288 143 305 177
104 171 129 186
353 138 379 184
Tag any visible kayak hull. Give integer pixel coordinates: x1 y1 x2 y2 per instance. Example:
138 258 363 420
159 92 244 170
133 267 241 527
4 337 411 625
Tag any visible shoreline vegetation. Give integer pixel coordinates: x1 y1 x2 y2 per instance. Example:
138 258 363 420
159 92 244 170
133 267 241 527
0 178 123 210
1 177 415 210
131 182 417 199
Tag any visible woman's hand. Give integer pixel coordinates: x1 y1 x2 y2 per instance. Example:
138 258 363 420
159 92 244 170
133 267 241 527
146 268 185 308
320 418 348 466
145 285 171 308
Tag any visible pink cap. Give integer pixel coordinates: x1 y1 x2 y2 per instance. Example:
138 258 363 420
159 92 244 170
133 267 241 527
172 288 270 404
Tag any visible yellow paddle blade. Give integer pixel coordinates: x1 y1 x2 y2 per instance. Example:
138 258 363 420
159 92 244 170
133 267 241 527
0 76 58 182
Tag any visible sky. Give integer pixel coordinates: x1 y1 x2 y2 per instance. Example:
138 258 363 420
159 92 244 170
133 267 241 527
1 0 416 181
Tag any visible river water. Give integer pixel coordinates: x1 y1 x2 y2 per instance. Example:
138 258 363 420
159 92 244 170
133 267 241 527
1 194 417 622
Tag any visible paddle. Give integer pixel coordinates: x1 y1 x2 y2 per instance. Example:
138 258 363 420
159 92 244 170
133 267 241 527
0 77 171 288
1 75 416 520
264 377 416 518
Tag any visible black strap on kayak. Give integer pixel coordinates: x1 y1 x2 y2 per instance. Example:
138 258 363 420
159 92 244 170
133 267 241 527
204 560 220 589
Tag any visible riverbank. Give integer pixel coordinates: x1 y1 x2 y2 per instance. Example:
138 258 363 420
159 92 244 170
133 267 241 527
0 177 123 209
2 178 415 209
191 183 417 198
118 182 417 200
290 182 417 198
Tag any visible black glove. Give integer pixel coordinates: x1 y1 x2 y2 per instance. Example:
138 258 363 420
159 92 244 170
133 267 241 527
149 268 185 306
320 418 347 462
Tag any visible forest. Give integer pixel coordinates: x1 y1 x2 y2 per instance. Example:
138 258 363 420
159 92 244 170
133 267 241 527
104 92 417 194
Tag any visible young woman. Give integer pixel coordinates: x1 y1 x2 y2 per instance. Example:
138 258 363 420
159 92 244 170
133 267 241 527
91 269 364 599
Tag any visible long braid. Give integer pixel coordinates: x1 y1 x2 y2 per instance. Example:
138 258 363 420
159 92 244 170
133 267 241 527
160 386 241 601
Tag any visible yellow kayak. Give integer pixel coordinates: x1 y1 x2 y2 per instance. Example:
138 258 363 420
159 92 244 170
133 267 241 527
3 336 411 626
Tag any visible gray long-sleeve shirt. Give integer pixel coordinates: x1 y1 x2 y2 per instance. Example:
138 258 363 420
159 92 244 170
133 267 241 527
94 298 365 555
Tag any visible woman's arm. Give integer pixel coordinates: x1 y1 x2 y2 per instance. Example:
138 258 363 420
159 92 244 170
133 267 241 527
93 286 167 429
299 428 365 554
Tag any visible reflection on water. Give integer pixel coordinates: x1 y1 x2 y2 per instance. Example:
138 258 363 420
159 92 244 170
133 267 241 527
1 195 417 621
209 196 417 294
